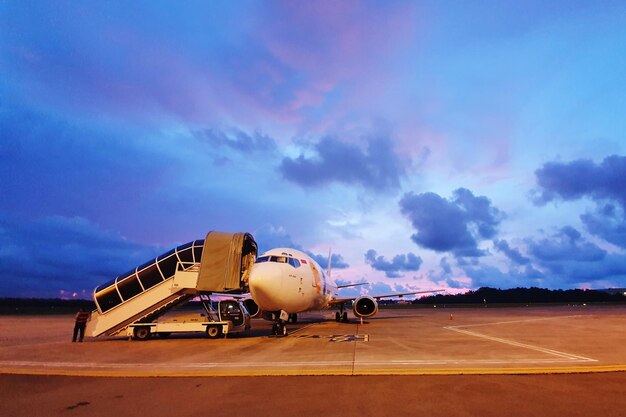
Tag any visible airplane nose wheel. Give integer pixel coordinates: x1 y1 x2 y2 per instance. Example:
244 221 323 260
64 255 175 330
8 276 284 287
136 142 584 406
272 322 288 337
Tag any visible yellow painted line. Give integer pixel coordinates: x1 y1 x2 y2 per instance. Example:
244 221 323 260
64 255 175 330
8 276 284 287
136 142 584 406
354 364 626 376
1 364 625 378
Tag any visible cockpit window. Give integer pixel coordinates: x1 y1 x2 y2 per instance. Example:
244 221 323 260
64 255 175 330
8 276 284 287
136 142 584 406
255 255 300 267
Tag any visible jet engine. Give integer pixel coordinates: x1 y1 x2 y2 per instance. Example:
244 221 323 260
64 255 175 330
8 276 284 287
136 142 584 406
353 296 378 318
243 298 262 319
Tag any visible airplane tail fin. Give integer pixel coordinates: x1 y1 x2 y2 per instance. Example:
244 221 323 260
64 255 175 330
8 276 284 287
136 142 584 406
326 248 331 278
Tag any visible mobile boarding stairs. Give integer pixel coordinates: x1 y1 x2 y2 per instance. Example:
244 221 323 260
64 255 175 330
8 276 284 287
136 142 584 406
85 231 257 339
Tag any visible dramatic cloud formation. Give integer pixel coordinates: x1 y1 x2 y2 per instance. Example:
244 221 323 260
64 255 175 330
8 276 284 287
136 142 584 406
2 3 626 295
534 155 626 208
535 155 626 248
280 135 407 191
365 249 422 278
0 214 162 297
400 188 504 257
519 226 626 286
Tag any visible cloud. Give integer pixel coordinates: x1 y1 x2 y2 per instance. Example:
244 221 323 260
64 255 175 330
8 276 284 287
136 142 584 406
518 226 626 286
0 213 163 297
526 226 606 264
253 224 302 254
534 155 626 249
280 135 407 191
462 264 545 290
493 239 530 265
534 155 626 209
580 203 626 248
440 257 452 275
460 226 626 289
193 127 277 153
399 188 504 257
365 249 423 278
307 252 349 269
253 224 348 268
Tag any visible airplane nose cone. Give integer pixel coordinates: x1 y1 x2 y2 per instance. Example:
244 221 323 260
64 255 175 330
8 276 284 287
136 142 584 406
249 262 283 311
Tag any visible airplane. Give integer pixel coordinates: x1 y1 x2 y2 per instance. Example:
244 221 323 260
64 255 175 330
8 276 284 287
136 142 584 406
244 247 444 336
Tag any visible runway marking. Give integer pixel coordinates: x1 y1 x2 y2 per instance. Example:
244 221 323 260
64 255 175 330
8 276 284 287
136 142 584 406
296 334 369 342
285 323 317 335
1 360 625 377
445 315 597 363
2 313 620 377
447 315 587 329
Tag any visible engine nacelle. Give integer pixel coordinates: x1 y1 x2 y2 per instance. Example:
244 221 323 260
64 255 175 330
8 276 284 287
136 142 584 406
353 296 378 318
243 298 262 319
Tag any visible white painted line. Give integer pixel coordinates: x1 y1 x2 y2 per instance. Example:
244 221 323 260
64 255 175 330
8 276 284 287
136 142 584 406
286 323 318 335
447 315 587 329
444 315 597 363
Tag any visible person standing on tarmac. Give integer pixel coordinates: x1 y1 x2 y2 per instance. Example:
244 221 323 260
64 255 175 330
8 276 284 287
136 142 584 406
72 307 90 342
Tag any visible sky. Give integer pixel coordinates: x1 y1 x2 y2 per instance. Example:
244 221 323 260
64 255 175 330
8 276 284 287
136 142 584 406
2 1 626 298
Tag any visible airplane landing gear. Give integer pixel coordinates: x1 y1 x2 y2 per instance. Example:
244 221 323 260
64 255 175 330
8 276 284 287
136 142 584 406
335 305 349 322
271 311 289 336
271 322 287 336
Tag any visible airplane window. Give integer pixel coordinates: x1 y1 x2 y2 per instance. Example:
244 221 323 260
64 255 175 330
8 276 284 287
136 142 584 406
271 256 288 263
288 258 301 268
255 256 270 263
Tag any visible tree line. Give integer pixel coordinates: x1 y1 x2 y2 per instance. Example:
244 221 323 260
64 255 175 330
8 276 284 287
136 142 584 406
412 287 625 305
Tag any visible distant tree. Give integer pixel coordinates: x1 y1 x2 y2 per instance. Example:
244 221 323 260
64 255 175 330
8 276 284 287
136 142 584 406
412 287 625 305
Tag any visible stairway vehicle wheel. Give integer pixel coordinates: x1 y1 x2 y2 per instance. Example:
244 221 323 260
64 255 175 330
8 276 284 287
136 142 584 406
133 326 151 341
206 325 223 339
342 312 348 322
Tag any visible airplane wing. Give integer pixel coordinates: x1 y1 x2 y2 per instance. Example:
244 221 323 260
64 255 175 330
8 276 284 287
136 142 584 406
329 289 445 305
336 282 368 289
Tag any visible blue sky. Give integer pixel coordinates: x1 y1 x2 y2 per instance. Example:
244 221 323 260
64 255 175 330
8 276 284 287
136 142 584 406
2 1 626 298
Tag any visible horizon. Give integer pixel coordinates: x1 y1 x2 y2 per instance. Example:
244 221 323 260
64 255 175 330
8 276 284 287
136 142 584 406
2 1 626 298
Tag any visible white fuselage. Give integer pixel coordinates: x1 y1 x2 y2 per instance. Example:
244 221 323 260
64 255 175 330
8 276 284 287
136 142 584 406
248 248 337 314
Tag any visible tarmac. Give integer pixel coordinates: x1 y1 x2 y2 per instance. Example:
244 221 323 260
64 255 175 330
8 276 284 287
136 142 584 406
0 304 624 377
1 305 625 416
